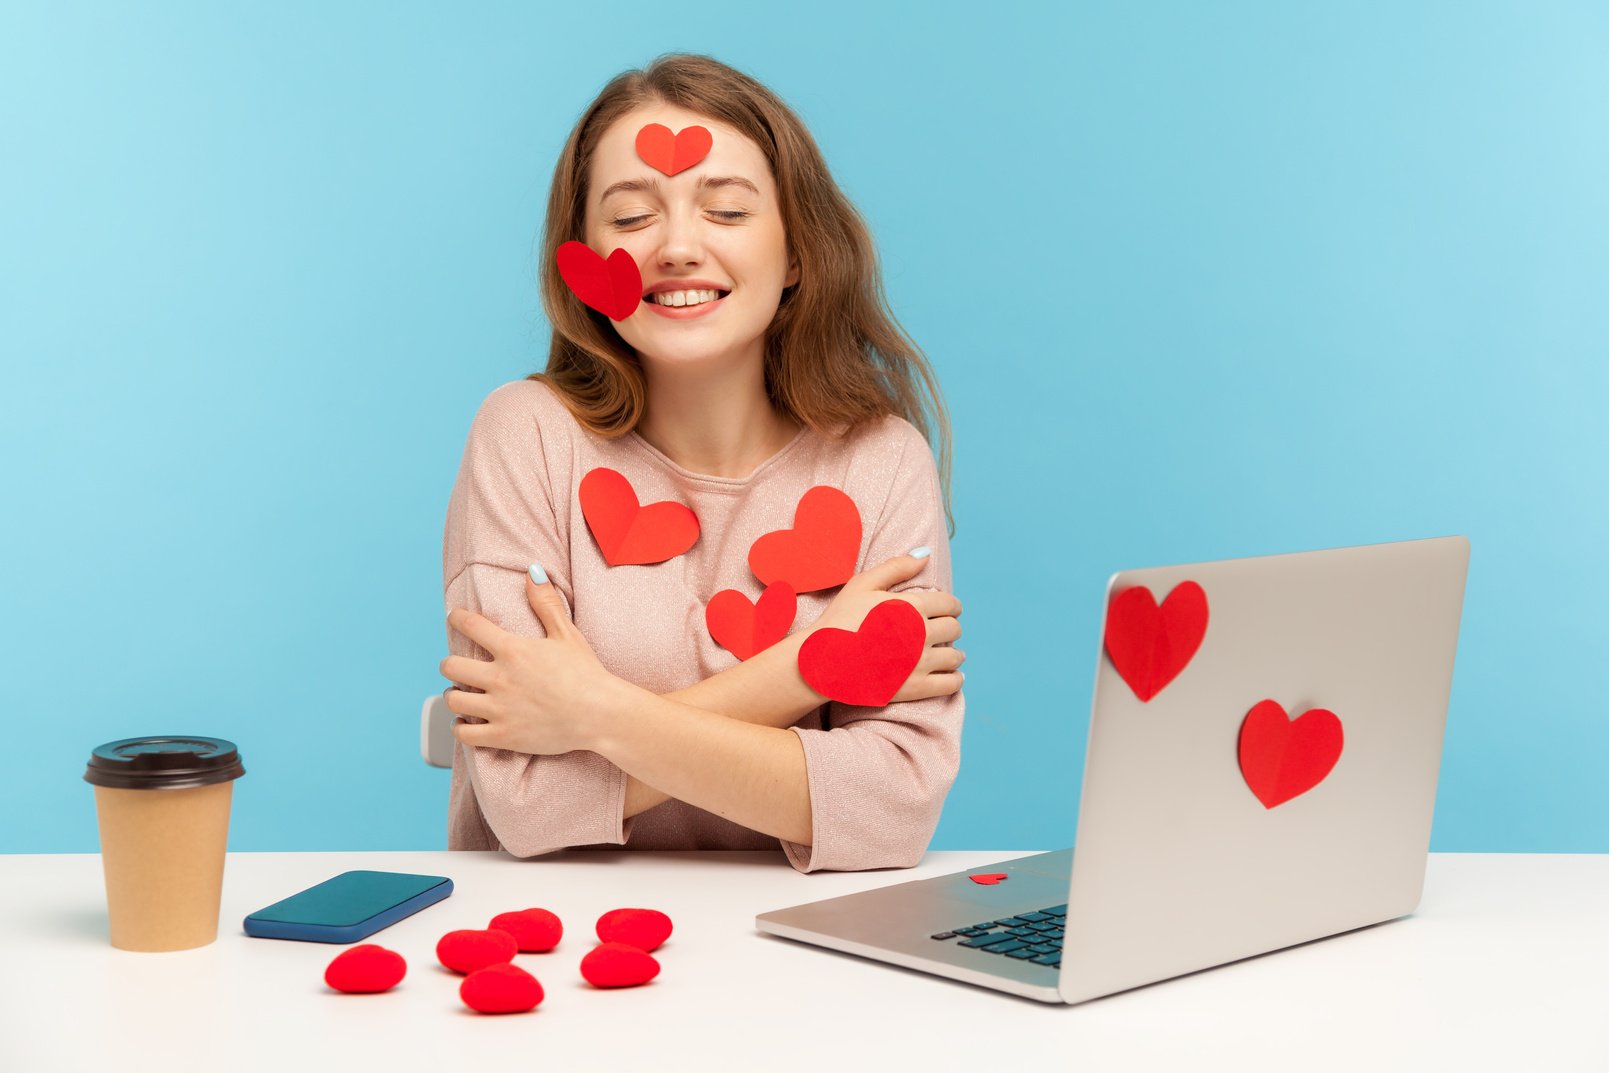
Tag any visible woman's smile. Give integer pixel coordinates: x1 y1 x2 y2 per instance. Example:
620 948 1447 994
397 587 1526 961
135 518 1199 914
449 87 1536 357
642 278 732 319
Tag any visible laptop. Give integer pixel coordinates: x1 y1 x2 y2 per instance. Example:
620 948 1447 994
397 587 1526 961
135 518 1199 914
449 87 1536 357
755 536 1470 1003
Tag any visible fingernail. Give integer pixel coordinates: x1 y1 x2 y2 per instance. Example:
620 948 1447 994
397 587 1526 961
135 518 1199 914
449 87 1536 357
529 562 548 585
909 546 931 559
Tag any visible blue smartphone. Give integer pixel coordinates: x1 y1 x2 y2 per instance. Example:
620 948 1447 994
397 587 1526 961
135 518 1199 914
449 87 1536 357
243 870 453 943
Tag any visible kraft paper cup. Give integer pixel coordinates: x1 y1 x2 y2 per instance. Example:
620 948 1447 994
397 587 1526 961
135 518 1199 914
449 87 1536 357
83 737 245 952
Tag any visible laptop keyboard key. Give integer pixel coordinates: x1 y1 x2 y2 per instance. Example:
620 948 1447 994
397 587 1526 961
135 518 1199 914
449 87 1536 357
1004 947 1040 959
1031 953 1062 967
959 933 1019 948
930 931 958 940
981 940 1031 955
1016 912 1052 922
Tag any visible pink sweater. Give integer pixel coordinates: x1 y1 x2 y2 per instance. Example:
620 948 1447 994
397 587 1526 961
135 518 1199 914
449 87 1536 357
441 379 962 872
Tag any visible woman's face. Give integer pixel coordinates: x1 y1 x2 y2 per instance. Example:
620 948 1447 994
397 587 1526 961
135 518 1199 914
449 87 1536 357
583 103 798 374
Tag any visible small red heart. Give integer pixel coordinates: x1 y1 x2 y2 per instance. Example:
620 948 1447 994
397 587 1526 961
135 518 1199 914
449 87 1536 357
556 241 642 321
324 944 407 993
595 908 674 953
460 962 545 1014
1103 580 1209 702
579 467 700 566
489 908 563 953
749 486 862 594
1238 699 1344 809
581 942 662 988
436 928 518 975
706 582 797 661
797 598 925 707
634 123 713 176
969 873 1009 886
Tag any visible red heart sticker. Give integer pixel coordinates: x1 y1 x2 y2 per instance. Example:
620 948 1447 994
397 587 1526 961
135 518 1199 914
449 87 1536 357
749 486 862 594
634 123 713 176
581 942 662 988
969 873 1009 886
436 928 518 975
489 908 563 953
556 241 642 321
797 598 925 707
1238 699 1344 809
1103 580 1209 702
706 582 797 661
324 944 407 993
580 467 700 566
460 963 545 1014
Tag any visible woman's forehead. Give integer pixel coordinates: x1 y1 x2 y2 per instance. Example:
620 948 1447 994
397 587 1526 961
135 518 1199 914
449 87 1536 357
590 104 771 195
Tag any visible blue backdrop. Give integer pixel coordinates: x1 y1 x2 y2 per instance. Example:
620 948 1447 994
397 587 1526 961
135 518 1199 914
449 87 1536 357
4 2 1605 854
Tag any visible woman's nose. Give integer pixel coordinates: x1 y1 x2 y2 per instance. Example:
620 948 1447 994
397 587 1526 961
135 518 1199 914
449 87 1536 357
653 210 704 267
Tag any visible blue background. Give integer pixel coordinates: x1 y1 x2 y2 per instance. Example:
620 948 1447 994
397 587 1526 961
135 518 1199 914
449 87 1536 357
3 2 1605 854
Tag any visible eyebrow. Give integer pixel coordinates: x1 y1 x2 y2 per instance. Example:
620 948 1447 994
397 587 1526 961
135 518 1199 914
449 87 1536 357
598 175 761 202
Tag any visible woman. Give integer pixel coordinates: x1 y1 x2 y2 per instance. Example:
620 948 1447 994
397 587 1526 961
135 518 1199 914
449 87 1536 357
439 54 964 872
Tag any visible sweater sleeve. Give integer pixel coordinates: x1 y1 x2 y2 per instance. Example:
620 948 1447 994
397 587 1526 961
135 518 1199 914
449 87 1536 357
779 421 964 873
442 382 637 857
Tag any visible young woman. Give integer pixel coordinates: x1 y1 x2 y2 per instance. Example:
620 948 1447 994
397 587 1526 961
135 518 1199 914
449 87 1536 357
439 54 964 872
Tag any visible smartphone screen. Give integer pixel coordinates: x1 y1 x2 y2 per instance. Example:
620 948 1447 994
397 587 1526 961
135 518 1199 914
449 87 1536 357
244 870 452 942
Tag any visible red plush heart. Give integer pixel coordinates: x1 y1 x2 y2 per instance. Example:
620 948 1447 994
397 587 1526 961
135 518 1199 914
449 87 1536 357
749 486 862 593
324 944 407 993
634 123 713 176
460 963 545 1014
1103 580 1209 702
969 873 1009 886
595 908 674 953
579 467 700 566
489 908 563 953
556 241 642 321
436 928 518 975
581 942 662 988
706 582 797 661
797 598 925 707
1238 699 1345 809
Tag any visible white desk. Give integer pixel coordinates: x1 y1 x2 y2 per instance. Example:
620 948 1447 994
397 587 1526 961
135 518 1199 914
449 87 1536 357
2 851 1605 1072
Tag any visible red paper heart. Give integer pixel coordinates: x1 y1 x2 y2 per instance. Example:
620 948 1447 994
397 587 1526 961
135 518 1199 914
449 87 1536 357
324 944 407 993
436 928 518 975
581 942 662 988
460 963 545 1014
797 598 925 707
489 908 563 953
634 123 713 176
556 241 642 321
749 486 862 594
595 908 674 953
1103 580 1209 702
969 873 1009 886
1238 699 1345 809
706 582 797 661
579 467 700 566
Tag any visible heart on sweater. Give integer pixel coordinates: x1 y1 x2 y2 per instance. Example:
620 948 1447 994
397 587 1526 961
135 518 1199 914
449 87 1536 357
635 123 713 176
969 873 1009 886
324 944 407 993
706 582 797 661
1238 699 1344 809
749 486 862 594
1103 580 1209 702
580 467 700 566
556 241 642 321
797 598 925 707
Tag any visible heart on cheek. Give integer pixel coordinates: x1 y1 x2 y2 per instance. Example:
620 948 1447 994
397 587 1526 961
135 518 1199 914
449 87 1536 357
706 582 797 661
634 123 713 176
797 598 926 707
556 241 642 321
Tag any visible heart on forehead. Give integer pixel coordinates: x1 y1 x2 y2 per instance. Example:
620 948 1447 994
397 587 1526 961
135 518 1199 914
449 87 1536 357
580 467 700 566
707 582 797 661
1238 699 1344 809
556 241 641 321
635 123 713 176
1102 581 1208 702
797 598 925 707
749 486 862 594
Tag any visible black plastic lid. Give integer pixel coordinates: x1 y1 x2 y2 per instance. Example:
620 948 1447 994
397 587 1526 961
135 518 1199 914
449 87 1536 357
84 736 246 790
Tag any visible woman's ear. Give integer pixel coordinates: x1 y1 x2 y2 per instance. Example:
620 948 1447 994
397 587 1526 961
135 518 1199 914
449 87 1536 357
784 256 801 289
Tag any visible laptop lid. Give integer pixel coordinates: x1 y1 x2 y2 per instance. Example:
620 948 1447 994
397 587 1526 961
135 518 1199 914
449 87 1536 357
1058 536 1469 1003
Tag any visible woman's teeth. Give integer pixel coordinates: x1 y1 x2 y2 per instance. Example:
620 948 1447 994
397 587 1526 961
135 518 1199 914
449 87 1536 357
651 289 722 307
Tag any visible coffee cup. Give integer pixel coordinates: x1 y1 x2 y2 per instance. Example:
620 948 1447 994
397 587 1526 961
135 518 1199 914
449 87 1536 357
83 736 245 952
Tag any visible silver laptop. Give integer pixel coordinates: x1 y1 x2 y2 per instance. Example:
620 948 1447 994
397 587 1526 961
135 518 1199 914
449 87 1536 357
756 536 1470 1003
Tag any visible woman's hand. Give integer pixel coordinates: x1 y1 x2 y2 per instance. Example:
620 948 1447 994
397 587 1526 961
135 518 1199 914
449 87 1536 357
442 570 634 756
810 551 965 703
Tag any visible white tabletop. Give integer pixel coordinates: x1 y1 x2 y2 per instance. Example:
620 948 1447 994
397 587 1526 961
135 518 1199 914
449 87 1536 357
2 850 1605 1072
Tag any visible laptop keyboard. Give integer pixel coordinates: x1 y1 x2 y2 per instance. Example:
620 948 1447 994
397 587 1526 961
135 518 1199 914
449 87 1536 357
930 903 1066 968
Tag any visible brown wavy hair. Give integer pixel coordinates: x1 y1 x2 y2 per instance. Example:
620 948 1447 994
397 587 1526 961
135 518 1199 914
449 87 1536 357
533 53 953 529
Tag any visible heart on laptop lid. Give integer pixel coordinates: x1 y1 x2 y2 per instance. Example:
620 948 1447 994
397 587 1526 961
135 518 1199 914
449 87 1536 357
1238 699 1344 808
1103 580 1208 702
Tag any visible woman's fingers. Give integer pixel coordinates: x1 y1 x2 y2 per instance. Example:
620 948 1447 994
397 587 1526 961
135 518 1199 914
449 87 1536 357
845 549 934 594
894 670 965 703
524 563 572 638
443 686 493 720
908 589 962 620
919 644 966 674
926 615 962 646
447 609 506 657
440 654 495 691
